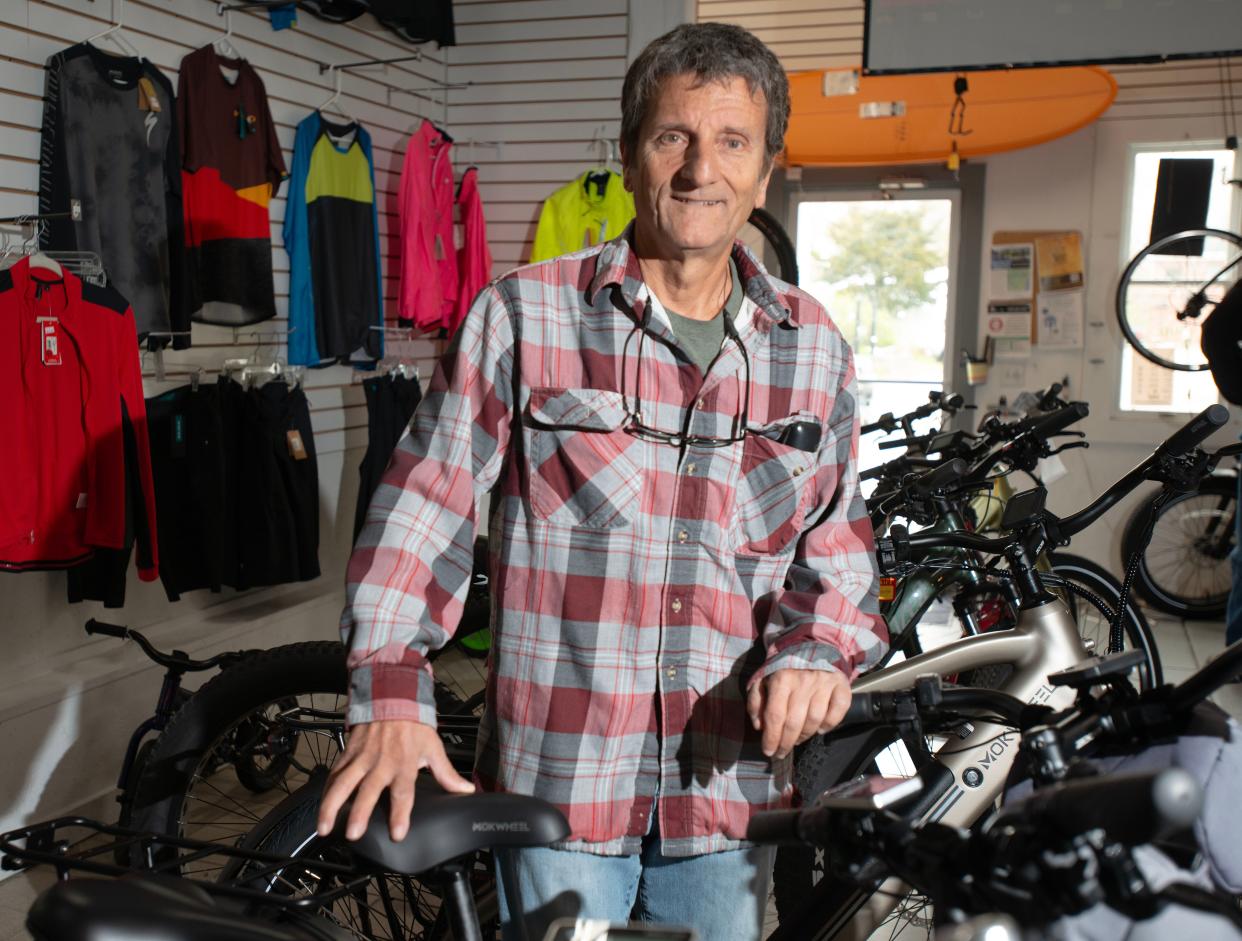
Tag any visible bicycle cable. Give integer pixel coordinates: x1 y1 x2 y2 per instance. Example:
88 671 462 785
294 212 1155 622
1111 490 1171 653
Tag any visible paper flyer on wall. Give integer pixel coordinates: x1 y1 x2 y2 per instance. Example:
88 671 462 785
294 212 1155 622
986 301 1032 359
1035 233 1084 292
989 243 1033 300
1037 290 1084 349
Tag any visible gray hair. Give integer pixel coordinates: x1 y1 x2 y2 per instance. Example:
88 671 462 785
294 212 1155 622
620 22 789 170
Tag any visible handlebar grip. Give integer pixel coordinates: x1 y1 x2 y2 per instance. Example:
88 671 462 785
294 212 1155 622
84 619 128 639
746 810 804 845
999 768 1202 845
838 693 878 727
1155 404 1230 457
878 435 925 451
1018 401 1089 439
908 458 969 496
861 413 896 436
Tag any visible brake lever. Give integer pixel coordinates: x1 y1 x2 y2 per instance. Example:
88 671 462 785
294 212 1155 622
1212 441 1242 459
1046 441 1089 458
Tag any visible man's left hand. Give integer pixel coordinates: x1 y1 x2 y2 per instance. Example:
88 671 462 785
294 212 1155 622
747 668 852 759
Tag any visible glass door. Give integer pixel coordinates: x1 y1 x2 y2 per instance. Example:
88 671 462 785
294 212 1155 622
792 192 958 471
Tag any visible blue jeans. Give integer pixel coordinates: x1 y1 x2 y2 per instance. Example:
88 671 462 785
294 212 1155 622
494 815 774 941
1227 465 1242 646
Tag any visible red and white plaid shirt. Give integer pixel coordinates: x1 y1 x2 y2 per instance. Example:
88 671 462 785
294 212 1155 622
342 228 887 855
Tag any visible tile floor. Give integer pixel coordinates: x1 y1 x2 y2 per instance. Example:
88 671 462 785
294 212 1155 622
0 615 1236 940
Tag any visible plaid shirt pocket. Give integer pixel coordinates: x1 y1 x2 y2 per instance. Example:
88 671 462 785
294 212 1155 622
733 414 819 555
527 387 643 530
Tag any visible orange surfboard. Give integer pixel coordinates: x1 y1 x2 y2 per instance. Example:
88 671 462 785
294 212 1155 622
785 67 1117 166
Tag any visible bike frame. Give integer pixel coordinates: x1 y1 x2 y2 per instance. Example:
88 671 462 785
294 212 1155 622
769 595 1087 940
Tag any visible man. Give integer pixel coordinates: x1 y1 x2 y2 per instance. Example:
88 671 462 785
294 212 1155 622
319 22 887 941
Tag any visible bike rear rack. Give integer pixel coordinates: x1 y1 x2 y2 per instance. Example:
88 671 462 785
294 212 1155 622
0 817 371 909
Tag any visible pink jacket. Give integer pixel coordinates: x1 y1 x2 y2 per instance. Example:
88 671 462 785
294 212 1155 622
452 166 492 334
398 120 456 330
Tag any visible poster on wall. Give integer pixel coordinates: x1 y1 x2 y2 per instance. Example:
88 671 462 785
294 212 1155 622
1130 350 1175 407
989 243 1034 300
986 301 1032 359
1034 233 1085 292
1036 290 1085 350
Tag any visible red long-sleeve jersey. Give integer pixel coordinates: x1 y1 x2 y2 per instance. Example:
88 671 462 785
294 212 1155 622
0 257 158 577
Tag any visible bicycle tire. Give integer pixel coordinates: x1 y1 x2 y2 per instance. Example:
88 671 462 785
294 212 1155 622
773 725 936 936
1121 476 1236 620
1116 227 1242 373
746 206 799 285
1048 552 1163 689
127 641 350 864
129 639 485 876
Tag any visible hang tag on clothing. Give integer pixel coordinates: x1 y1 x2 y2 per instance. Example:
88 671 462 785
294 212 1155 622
171 413 187 458
137 77 161 113
40 320 62 366
286 429 308 461
434 233 446 261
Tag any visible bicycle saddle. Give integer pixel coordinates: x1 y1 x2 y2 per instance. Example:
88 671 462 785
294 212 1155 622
26 874 349 941
339 776 570 875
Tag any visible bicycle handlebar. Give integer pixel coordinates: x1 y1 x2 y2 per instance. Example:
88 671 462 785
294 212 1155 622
883 405 1234 562
861 391 967 437
992 768 1202 846
1154 403 1230 456
907 458 970 497
1005 400 1089 442
84 619 128 639
83 619 245 673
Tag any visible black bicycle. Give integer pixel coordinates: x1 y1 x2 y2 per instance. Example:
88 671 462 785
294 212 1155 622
81 619 254 834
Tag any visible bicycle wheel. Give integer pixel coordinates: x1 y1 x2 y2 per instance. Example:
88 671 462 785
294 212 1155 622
1116 227 1242 372
1048 552 1162 690
741 206 799 285
129 640 486 878
773 721 937 936
1121 476 1236 620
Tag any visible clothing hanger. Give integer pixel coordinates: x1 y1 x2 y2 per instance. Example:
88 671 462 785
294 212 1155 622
21 221 62 278
316 67 355 125
210 4 244 64
584 127 618 196
85 0 144 61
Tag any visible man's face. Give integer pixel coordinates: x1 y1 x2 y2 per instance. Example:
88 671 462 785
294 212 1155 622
623 72 773 260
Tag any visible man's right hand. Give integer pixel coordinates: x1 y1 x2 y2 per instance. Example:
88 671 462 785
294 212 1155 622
316 719 475 842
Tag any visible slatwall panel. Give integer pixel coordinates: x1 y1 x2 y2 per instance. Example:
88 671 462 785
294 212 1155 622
697 1 1242 133
0 0 450 456
696 0 864 73
1105 57 1242 124
444 0 629 276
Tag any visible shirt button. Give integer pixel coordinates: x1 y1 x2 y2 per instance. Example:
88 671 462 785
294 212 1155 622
792 466 805 476
698 397 707 410
685 463 697 475
677 529 689 543
666 666 677 679
671 598 683 613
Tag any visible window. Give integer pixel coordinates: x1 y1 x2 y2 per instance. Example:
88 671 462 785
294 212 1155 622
1118 145 1238 412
